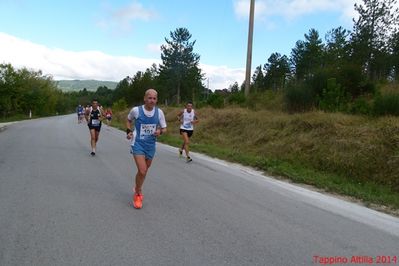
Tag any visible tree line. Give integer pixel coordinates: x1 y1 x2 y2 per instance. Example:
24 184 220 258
243 0 399 115
1 0 398 119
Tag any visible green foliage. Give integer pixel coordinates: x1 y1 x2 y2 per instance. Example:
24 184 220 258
207 93 224 109
284 83 315 112
290 29 324 81
228 92 246 105
245 91 284 111
0 63 62 118
112 98 128 112
158 27 204 105
373 93 399 116
349 96 373 115
351 0 397 81
319 78 349 112
263 53 290 91
251 65 265 92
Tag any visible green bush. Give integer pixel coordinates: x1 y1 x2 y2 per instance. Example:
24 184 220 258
207 93 224 109
284 84 315 112
228 92 246 105
112 98 128 112
349 96 373 115
319 78 349 112
373 93 399 116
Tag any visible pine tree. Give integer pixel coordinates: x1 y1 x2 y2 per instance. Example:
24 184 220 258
351 0 399 81
159 28 203 104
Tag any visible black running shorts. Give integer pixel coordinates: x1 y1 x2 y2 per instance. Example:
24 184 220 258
180 129 193 138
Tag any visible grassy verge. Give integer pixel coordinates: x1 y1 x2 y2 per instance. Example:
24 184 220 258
113 106 399 215
159 134 399 213
0 114 33 123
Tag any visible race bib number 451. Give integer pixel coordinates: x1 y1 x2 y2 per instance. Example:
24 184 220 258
140 124 156 139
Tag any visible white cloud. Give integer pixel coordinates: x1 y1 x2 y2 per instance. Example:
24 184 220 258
234 0 358 24
0 32 243 90
200 64 245 91
0 32 159 81
146 43 161 54
234 0 267 20
98 1 158 33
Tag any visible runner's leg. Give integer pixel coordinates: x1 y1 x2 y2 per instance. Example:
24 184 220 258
90 129 96 153
182 132 190 158
133 155 153 193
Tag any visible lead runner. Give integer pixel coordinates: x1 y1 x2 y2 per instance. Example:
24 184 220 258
126 89 167 209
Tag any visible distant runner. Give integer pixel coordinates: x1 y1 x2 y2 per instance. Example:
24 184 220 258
177 101 199 163
126 89 167 209
85 99 102 156
76 104 84 123
105 108 113 126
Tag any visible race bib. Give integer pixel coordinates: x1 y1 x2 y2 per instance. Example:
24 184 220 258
140 124 156 139
91 119 100 126
183 122 192 129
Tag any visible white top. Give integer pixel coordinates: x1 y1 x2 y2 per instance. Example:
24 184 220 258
127 105 167 146
180 108 195 131
127 105 167 128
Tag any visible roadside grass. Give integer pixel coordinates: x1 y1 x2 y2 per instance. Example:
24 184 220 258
112 105 399 215
0 114 33 123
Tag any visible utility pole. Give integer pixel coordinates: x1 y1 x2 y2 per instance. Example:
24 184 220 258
244 0 255 97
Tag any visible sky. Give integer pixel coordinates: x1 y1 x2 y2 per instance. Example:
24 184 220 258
0 0 364 91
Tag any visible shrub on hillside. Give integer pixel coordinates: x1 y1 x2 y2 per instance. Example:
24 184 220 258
228 92 246 105
373 93 399 116
245 91 284 111
112 98 128 112
318 78 349 112
349 96 373 115
207 93 224 109
284 84 315 112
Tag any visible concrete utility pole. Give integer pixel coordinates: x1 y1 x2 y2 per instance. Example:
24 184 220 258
244 0 255 97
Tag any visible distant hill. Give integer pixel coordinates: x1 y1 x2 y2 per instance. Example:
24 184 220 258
56 80 118 92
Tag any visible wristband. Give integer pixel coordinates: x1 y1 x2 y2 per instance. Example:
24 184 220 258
126 128 132 134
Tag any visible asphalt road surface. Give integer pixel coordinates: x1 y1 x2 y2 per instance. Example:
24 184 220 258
0 115 398 266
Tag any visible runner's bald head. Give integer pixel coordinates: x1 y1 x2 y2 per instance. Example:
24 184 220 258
145 89 158 97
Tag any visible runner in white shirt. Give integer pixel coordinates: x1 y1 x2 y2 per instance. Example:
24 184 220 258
126 89 167 209
177 101 199 163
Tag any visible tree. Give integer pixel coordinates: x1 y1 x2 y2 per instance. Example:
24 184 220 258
390 30 399 81
324 26 351 74
112 76 131 104
251 65 264 92
350 0 399 81
0 64 18 117
290 29 324 81
159 27 203 104
290 40 306 80
228 82 240 93
264 53 290 91
94 86 113 107
0 63 61 117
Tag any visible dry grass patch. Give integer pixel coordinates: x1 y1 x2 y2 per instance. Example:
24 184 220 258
163 106 399 193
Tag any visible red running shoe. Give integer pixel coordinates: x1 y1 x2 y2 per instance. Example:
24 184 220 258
133 193 143 209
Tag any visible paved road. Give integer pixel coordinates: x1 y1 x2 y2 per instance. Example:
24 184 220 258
0 115 398 266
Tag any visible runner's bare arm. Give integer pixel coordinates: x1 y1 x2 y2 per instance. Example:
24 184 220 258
84 110 90 123
193 113 199 124
154 127 167 137
177 110 183 122
126 119 133 139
